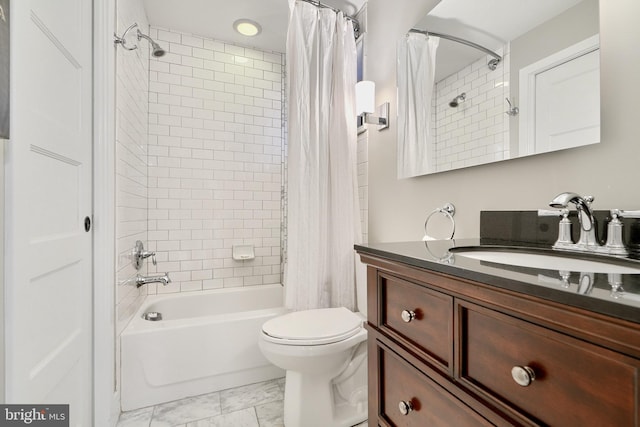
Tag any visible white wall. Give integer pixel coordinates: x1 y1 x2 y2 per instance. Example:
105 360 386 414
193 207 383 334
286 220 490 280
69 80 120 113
366 0 640 242
146 27 284 293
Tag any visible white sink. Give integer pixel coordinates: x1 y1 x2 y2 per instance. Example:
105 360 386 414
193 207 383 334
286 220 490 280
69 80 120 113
451 248 640 274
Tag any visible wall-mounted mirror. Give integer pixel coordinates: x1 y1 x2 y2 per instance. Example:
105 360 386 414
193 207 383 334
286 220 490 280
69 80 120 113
397 0 599 178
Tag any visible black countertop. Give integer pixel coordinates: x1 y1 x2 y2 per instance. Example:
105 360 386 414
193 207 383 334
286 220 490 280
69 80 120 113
355 239 640 324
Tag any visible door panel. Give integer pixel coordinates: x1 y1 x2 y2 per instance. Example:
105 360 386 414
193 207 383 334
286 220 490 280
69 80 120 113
6 0 93 425
535 49 600 153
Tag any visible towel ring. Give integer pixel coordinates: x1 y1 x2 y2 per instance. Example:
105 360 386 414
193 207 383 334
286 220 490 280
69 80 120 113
423 203 456 240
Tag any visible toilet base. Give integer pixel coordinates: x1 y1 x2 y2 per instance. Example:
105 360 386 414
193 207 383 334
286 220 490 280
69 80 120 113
282 360 367 427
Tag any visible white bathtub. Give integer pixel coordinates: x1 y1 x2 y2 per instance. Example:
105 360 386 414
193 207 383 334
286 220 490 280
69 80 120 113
120 284 287 411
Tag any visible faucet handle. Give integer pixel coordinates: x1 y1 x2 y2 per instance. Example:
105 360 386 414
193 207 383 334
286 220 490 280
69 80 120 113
133 240 157 270
538 209 561 216
538 208 569 217
616 210 640 219
141 250 157 265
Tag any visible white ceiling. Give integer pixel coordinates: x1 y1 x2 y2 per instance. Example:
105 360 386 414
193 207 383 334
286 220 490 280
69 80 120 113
141 0 589 80
142 0 365 54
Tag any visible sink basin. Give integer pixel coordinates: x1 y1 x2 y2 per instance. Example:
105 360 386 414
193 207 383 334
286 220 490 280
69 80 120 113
450 247 640 274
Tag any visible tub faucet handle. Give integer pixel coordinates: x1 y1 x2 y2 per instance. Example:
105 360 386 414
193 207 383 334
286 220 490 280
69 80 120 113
133 240 157 270
141 249 157 265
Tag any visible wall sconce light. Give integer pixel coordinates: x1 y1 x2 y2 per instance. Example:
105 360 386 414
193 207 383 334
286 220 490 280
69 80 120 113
356 81 389 130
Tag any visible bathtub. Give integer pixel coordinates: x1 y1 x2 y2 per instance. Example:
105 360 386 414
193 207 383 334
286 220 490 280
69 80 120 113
120 284 287 411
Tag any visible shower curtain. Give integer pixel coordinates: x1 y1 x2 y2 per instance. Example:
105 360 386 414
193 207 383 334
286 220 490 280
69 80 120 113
285 0 362 311
397 32 439 178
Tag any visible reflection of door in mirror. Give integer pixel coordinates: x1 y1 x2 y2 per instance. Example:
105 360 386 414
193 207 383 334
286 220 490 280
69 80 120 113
519 35 600 156
396 0 599 179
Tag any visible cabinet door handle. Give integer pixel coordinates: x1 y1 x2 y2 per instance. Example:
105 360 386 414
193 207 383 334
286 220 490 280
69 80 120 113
511 365 536 387
401 309 416 323
398 400 414 415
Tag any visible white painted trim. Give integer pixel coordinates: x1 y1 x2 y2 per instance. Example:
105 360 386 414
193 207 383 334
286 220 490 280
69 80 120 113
518 34 600 156
93 0 117 425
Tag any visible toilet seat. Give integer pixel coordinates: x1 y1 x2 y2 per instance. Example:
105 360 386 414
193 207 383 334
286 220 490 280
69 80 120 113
262 307 363 346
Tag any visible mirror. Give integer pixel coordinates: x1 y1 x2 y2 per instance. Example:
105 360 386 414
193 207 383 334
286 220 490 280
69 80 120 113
397 0 600 178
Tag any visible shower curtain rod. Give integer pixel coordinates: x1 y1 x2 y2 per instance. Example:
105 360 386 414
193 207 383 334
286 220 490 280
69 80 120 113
299 0 361 38
409 28 502 68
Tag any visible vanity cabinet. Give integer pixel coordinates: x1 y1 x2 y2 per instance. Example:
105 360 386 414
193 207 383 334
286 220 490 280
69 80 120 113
360 253 640 427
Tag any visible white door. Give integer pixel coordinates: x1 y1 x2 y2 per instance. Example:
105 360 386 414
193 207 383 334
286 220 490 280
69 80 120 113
518 35 600 156
534 49 600 153
5 0 93 425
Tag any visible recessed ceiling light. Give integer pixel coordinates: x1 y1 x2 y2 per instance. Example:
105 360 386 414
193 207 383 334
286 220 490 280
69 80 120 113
234 19 262 37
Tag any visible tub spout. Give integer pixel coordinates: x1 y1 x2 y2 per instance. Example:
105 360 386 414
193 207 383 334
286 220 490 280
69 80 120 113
135 273 171 288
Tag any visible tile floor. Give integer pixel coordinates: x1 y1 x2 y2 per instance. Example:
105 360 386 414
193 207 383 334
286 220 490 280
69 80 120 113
116 378 368 427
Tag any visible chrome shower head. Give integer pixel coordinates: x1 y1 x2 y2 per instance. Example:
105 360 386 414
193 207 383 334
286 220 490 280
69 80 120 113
137 29 166 57
449 93 466 108
114 23 166 57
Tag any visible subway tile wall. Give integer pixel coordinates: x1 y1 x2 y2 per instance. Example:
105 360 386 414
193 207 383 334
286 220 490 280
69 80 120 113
357 131 369 244
115 0 150 390
433 45 510 172
145 27 285 293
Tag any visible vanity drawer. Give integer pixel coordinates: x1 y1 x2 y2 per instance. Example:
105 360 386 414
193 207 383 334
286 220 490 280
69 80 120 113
380 273 453 368
378 342 493 427
459 301 640 426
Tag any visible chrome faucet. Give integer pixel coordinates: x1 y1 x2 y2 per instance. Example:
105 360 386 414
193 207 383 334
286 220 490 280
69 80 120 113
549 192 599 249
135 273 171 288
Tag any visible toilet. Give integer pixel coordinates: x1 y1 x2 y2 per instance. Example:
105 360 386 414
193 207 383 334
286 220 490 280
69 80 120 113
259 269 368 427
259 308 367 427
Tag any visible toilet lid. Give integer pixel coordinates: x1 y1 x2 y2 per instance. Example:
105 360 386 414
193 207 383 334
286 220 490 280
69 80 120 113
262 307 363 345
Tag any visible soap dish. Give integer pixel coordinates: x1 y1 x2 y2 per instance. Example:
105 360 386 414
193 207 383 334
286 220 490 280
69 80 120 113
232 245 255 260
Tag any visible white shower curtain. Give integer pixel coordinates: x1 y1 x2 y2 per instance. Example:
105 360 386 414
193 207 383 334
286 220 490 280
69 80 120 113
285 0 362 311
397 33 439 178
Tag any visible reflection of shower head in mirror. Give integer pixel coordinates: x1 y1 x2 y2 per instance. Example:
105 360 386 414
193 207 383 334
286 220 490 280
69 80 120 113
449 92 466 108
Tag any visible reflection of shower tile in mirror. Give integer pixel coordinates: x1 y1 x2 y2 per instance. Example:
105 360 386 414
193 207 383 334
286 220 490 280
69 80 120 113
434 44 509 172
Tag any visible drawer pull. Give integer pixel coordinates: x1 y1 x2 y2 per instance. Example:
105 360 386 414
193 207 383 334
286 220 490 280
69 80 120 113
401 310 416 323
398 400 414 415
511 365 536 387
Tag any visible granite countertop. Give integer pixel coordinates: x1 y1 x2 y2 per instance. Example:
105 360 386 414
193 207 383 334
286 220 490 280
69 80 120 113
355 238 640 324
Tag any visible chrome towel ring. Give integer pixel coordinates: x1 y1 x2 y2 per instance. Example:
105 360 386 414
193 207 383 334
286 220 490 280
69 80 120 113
423 203 456 240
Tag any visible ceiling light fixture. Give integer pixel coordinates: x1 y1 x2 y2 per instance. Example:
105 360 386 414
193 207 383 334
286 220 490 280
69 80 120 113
233 19 262 37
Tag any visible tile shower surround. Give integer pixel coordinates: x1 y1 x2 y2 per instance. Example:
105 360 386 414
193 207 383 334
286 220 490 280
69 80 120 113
145 27 285 293
432 45 510 172
115 0 150 353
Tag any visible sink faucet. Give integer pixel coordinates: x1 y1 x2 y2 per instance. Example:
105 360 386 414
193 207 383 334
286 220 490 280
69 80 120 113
135 273 171 288
549 192 599 249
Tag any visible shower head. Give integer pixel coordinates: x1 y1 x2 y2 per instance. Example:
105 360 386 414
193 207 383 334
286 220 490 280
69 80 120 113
449 93 466 108
114 23 166 57
137 29 166 57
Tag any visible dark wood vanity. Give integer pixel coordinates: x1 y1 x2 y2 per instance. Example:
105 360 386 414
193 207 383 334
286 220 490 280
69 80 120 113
357 241 640 426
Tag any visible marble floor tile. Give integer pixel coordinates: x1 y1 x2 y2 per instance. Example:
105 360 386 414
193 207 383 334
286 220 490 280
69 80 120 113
150 392 222 427
220 379 284 413
117 377 367 427
255 400 284 427
184 408 259 427
116 406 153 427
